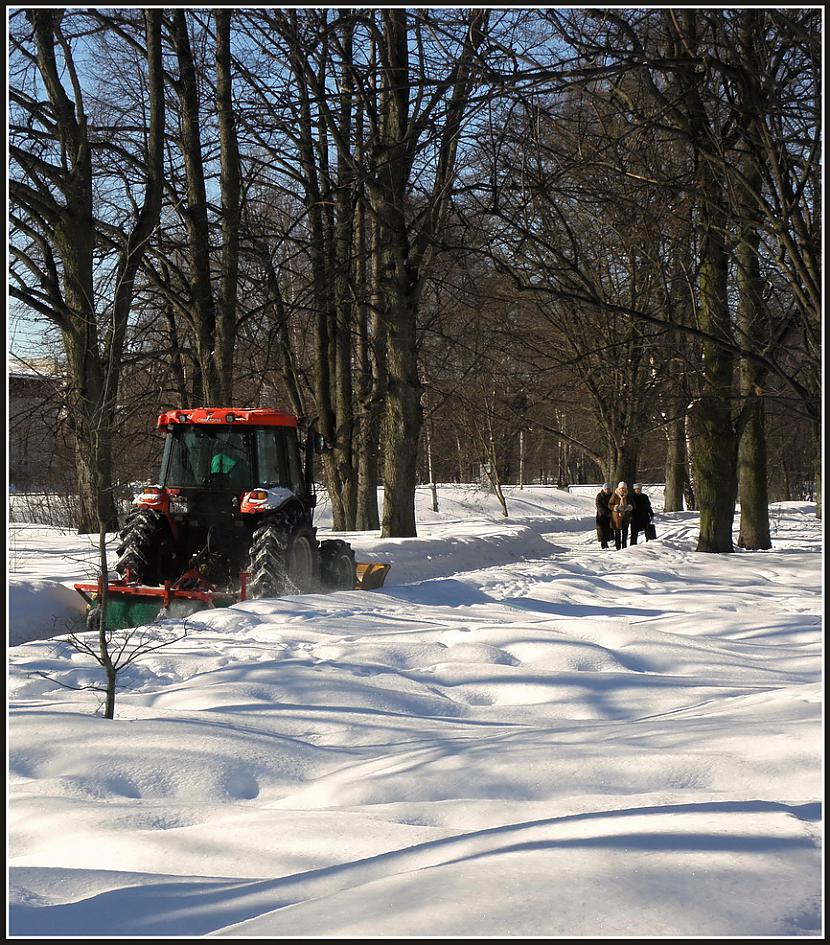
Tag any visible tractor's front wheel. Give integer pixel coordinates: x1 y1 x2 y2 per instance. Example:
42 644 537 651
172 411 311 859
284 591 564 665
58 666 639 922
115 509 163 584
115 509 180 586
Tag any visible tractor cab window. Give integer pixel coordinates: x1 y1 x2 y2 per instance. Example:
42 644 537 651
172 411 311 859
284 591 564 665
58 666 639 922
162 426 254 491
255 428 303 494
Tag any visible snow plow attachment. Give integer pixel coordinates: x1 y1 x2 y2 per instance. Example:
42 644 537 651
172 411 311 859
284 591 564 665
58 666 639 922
354 561 391 591
75 561 391 631
74 577 238 631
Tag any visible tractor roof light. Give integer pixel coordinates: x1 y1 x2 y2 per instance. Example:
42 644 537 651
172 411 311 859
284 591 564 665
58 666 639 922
225 413 236 422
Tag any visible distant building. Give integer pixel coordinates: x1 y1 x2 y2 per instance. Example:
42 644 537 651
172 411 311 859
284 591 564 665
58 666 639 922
8 355 74 491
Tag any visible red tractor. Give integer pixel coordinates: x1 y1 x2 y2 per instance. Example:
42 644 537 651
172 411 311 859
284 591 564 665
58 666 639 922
76 408 388 629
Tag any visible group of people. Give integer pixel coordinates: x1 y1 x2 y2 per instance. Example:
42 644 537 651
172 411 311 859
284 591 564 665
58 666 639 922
595 482 654 550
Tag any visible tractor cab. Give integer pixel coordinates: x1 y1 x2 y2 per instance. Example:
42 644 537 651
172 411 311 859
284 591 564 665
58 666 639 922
159 415 305 499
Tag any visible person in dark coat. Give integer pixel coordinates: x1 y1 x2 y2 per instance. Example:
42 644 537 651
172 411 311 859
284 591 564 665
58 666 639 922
609 481 633 549
595 483 613 549
630 483 654 544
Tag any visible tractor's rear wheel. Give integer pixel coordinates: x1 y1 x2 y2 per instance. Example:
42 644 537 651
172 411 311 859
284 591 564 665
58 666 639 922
247 510 317 599
319 539 356 590
115 509 179 585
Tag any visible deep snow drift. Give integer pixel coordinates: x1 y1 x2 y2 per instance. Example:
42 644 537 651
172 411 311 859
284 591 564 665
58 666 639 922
7 486 823 937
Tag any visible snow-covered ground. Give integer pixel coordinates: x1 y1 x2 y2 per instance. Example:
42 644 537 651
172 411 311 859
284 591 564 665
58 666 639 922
7 485 824 937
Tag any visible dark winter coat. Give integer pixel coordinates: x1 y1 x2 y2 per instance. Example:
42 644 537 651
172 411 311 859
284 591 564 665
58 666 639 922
595 489 613 542
631 491 654 527
609 489 633 529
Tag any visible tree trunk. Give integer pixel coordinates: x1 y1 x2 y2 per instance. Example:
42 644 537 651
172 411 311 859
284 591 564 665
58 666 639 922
215 10 241 404
737 400 771 548
690 223 737 552
370 8 486 537
381 285 422 537
330 14 358 529
353 89 380 531
71 427 118 533
356 433 381 530
519 430 525 489
98 526 117 719
372 10 421 538
683 414 698 510
735 11 771 551
607 441 638 491
60 252 120 532
664 11 738 552
356 219 384 530
171 10 222 405
165 308 189 405
664 410 687 511
663 239 693 513
426 417 439 512
736 159 771 548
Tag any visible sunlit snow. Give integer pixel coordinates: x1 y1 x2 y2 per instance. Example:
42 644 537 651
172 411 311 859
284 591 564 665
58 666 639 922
7 486 823 937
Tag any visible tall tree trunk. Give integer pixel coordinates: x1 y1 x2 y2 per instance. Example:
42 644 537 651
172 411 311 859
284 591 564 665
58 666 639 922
215 10 241 403
689 215 737 551
372 10 421 538
356 218 384 530
331 13 357 529
672 12 737 552
736 139 771 547
663 236 693 513
371 8 487 537
171 10 221 404
735 10 771 550
283 11 352 525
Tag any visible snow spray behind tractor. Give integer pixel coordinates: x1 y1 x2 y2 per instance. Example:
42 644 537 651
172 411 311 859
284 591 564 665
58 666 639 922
74 408 389 629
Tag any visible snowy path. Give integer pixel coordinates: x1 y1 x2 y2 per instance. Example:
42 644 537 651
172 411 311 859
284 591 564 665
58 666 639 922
8 490 823 936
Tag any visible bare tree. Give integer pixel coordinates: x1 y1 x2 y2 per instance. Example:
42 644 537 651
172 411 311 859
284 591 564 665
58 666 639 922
10 9 165 533
48 554 188 720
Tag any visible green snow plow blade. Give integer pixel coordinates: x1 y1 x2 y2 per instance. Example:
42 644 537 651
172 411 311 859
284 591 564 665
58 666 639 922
74 580 237 631
74 560 391 631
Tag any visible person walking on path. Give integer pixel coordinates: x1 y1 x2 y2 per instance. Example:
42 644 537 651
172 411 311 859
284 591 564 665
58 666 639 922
595 483 614 549
609 481 633 549
630 483 654 544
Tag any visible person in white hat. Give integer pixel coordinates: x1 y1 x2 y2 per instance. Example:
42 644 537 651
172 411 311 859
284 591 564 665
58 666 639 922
609 481 633 549
595 483 613 549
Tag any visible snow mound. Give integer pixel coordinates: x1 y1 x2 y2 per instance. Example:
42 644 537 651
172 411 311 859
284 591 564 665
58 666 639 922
8 581 88 645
